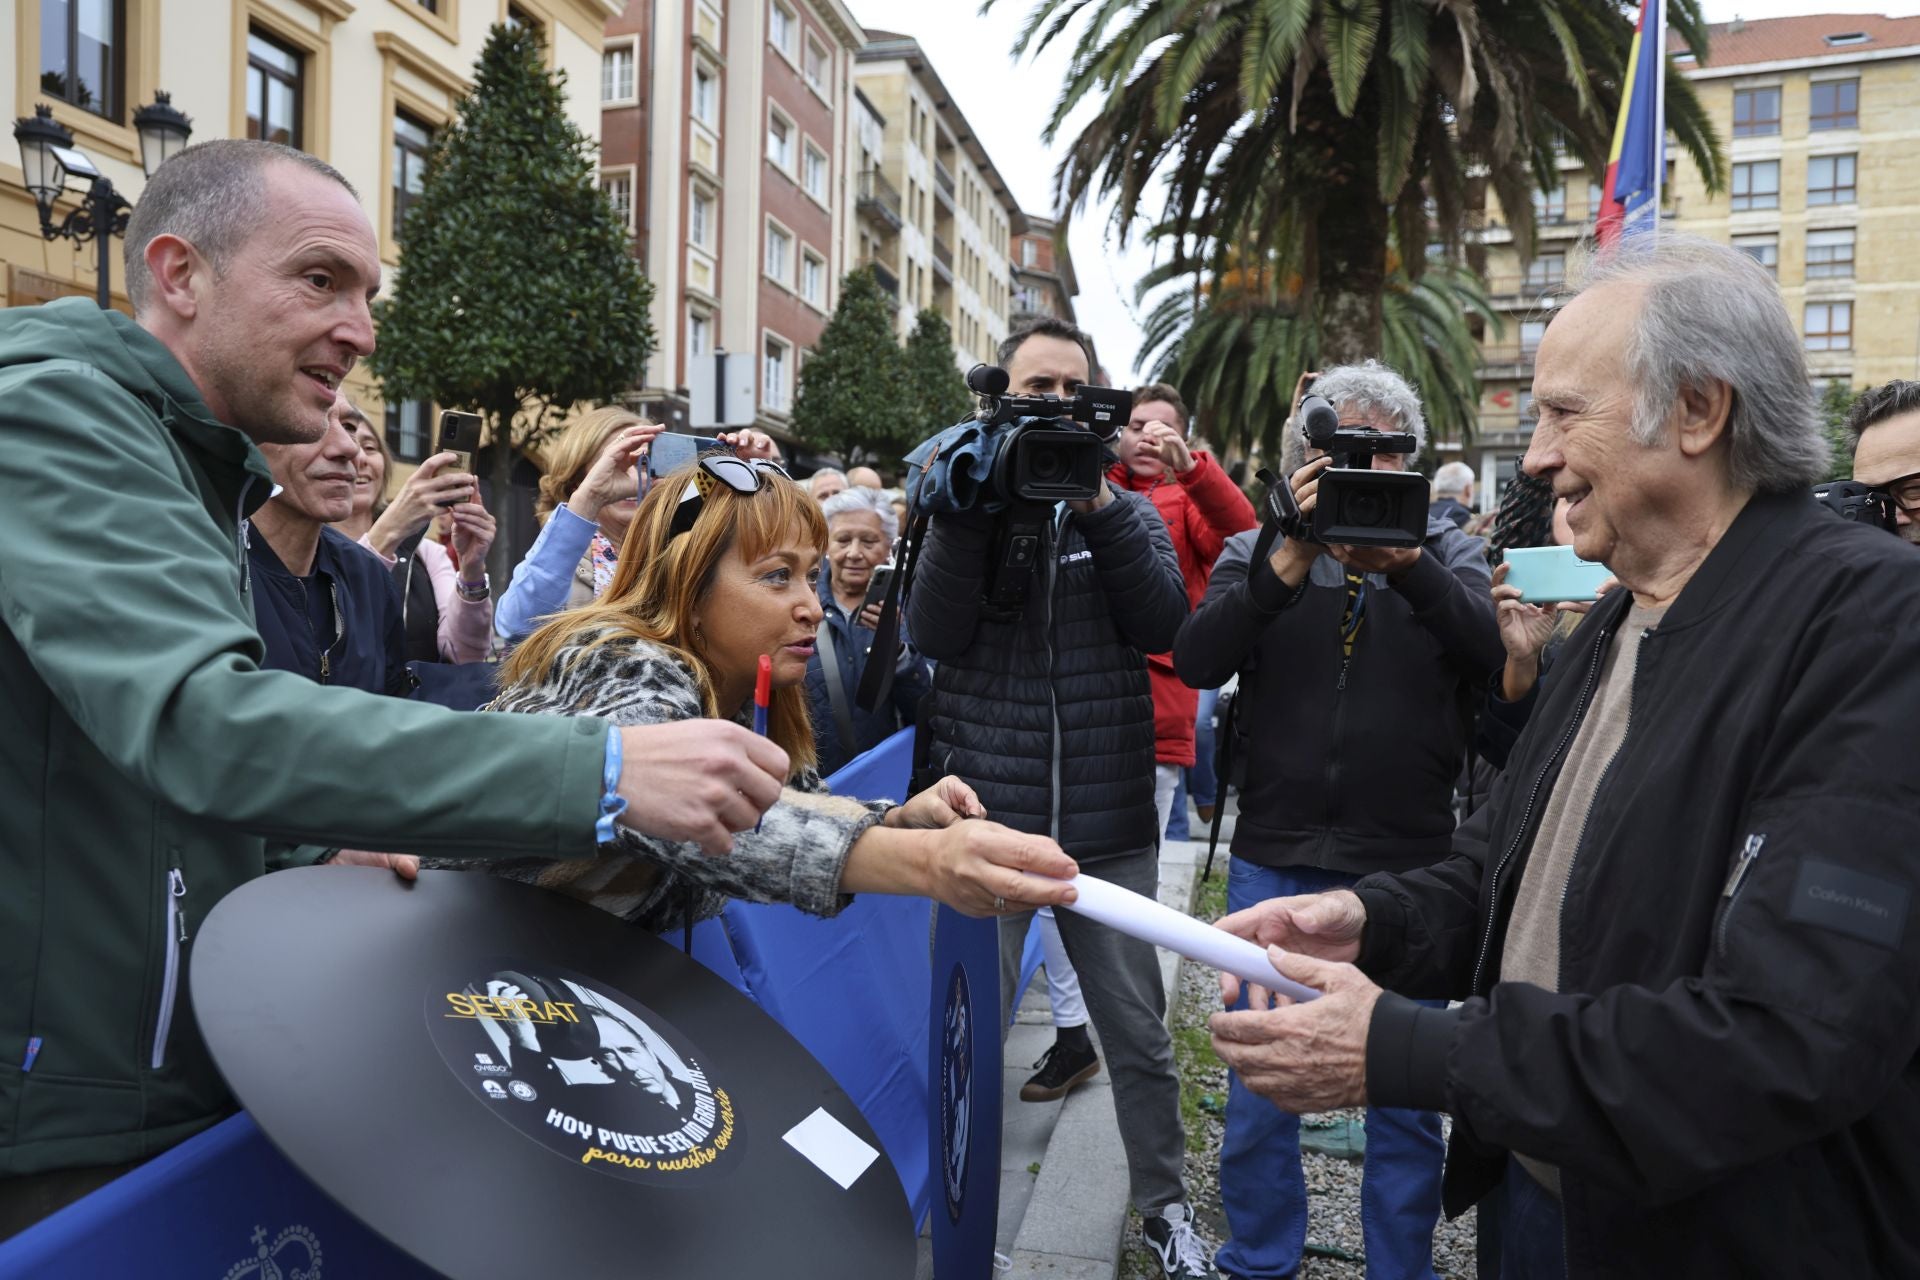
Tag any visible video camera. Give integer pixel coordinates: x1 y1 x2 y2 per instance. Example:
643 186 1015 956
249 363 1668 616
1269 394 1429 548
1812 479 1899 532
947 363 1130 508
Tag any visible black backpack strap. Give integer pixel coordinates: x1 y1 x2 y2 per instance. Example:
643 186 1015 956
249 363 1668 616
814 619 860 762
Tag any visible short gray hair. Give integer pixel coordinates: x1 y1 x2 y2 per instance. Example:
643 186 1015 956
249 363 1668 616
1568 234 1827 493
807 467 846 495
1311 360 1428 461
821 485 899 542
124 140 357 312
1433 461 1475 497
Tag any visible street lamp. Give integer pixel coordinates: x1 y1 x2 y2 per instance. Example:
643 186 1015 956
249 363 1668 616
12 93 194 309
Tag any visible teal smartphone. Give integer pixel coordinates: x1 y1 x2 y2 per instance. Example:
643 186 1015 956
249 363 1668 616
1503 545 1611 604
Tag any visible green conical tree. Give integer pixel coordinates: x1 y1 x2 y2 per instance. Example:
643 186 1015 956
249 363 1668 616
366 22 654 581
1818 378 1858 481
790 267 904 467
899 309 973 446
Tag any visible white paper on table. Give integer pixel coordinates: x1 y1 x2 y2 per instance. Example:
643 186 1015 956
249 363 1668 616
1060 874 1322 1003
782 1107 880 1190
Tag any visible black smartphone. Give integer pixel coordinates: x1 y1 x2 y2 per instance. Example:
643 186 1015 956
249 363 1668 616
436 411 485 507
647 432 723 477
861 564 896 613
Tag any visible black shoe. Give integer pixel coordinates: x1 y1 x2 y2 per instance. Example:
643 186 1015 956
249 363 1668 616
1018 1038 1100 1102
1142 1202 1218 1278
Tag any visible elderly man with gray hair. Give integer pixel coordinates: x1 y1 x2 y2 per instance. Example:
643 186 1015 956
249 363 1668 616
1174 358 1503 1280
1204 235 1920 1277
1430 460 1476 529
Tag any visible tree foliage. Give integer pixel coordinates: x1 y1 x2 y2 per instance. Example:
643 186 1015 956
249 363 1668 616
899 308 974 441
366 22 653 576
790 268 907 467
1818 379 1858 482
1138 250 1497 463
992 0 1726 362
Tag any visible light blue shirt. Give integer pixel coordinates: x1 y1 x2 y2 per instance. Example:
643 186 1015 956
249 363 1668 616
494 506 599 643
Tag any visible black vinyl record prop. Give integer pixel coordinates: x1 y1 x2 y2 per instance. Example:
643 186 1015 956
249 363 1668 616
191 868 915 1279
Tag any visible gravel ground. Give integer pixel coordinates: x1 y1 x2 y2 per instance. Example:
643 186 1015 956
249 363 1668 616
1120 875 1479 1280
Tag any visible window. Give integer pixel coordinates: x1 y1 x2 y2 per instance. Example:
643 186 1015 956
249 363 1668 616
768 0 795 58
1804 301 1852 351
765 221 792 283
39 0 123 120
688 308 711 359
1021 239 1037 267
599 169 634 231
764 335 791 411
1732 233 1779 277
1524 252 1565 291
1810 78 1859 130
386 401 431 462
802 143 827 201
1586 179 1604 218
1807 154 1856 205
1824 31 1870 47
689 186 714 249
692 63 718 125
1532 185 1566 223
1806 227 1856 279
803 36 828 91
1730 160 1779 212
246 30 303 148
1520 319 1548 355
392 110 434 240
602 42 635 104
801 249 825 306
767 111 792 171
1732 86 1781 137
415 0 438 14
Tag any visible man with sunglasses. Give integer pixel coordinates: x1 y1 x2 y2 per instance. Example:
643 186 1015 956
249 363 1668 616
1848 380 1920 544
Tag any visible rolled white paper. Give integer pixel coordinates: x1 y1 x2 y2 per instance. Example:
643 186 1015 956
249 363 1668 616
1061 874 1322 1004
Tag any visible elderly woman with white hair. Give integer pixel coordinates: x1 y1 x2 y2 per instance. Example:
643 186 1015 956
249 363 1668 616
805 485 932 774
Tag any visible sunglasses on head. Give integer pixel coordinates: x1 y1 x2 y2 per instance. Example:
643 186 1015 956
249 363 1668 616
666 455 792 541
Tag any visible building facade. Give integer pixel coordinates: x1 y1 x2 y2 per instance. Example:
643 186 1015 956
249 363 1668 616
1460 13 1920 506
603 0 864 439
853 29 1018 370
5 0 616 431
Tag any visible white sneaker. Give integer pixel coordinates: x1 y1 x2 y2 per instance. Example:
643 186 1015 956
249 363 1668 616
1142 1202 1217 1279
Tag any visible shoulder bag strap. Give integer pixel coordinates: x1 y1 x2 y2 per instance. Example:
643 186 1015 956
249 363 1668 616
814 618 859 757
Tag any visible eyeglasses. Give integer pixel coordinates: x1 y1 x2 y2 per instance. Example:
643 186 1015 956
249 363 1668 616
1882 471 1920 515
666 455 792 540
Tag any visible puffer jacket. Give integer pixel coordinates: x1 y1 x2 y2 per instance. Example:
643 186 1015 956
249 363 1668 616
1107 453 1257 767
905 485 1187 861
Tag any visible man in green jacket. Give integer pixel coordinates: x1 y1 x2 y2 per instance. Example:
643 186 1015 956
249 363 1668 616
0 139 787 1233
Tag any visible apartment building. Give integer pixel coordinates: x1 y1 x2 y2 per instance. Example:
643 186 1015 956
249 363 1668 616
853 29 1018 370
603 0 863 437
1461 13 1920 504
5 0 614 411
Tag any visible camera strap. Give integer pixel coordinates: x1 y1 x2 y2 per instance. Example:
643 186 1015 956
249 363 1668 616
813 619 860 755
856 445 939 714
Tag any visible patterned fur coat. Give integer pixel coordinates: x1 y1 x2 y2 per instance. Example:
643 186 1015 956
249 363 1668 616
444 628 890 933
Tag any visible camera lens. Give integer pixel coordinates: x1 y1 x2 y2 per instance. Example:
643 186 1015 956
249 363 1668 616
1343 488 1388 527
1028 446 1067 484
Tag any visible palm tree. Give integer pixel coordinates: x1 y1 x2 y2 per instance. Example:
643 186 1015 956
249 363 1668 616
1138 249 1498 462
995 0 1725 363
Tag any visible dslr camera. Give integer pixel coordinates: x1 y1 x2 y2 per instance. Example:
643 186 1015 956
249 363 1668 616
1270 394 1429 548
954 364 1130 509
1812 479 1899 532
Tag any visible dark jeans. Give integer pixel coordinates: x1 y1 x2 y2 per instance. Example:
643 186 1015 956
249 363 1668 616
1165 687 1220 843
1499 1158 1567 1279
0 1159 144 1242
1216 860 1445 1279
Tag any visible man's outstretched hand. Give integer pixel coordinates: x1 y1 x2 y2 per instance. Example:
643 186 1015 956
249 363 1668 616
616 721 790 854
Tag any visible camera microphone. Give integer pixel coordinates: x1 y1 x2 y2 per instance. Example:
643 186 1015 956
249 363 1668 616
967 364 1011 397
1298 395 1340 447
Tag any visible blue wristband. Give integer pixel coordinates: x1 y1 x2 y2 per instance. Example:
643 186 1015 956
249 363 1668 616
597 724 628 843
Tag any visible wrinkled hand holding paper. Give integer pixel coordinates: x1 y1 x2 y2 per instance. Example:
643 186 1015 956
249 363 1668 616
1060 874 1322 1003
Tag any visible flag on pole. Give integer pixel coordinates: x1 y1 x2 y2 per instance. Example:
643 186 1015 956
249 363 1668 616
1597 0 1668 245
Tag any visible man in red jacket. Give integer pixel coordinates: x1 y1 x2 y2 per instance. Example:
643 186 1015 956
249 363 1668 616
1110 385 1257 837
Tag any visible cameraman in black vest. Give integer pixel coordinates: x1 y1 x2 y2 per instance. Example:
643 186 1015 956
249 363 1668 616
905 317 1211 1278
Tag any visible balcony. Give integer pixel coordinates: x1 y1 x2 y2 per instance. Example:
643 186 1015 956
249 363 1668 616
932 158 955 211
857 169 904 232
931 234 953 283
861 255 899 298
1484 273 1568 308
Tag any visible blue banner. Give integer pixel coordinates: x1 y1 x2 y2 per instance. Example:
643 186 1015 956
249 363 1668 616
929 905 1003 1280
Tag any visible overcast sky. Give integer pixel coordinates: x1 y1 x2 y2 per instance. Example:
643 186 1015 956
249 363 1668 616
845 0 1920 384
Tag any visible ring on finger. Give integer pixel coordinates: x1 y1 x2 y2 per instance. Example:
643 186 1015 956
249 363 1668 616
994 895 1006 913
